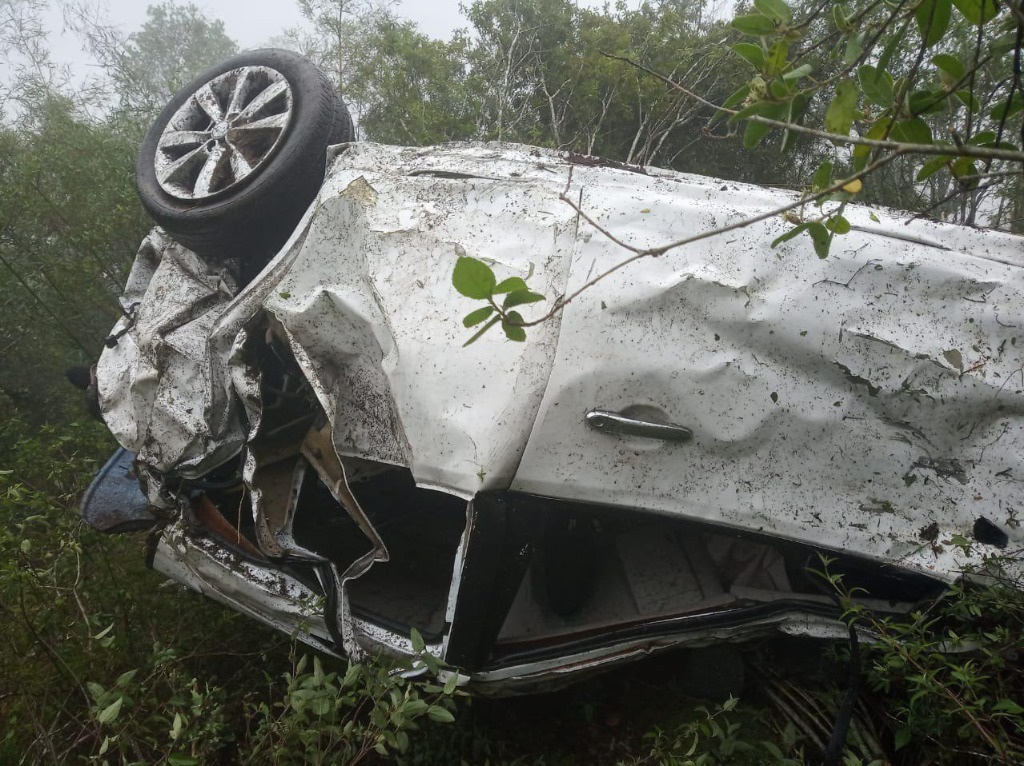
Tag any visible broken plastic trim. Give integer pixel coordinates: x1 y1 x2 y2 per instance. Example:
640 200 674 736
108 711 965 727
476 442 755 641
80 449 157 534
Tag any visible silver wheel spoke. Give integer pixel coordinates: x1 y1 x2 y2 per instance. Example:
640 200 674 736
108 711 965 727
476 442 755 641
194 83 225 122
157 144 207 187
238 79 288 121
194 144 226 197
230 112 289 134
158 130 210 150
228 144 255 181
227 68 251 115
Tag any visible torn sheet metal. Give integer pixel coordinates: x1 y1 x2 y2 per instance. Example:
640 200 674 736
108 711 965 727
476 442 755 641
152 522 336 655
96 230 243 480
98 142 1024 591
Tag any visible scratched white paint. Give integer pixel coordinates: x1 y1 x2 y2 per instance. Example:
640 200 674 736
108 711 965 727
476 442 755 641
98 142 1024 591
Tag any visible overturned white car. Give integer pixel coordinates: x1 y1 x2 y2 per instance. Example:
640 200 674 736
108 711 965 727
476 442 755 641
82 50 1024 693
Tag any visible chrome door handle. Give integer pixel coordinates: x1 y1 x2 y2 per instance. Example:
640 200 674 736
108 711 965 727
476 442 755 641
585 409 693 443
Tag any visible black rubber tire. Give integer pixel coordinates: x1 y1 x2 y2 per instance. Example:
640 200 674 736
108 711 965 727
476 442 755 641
135 49 353 268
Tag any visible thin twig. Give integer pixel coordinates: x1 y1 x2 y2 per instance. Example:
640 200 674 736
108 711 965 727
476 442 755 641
518 152 901 327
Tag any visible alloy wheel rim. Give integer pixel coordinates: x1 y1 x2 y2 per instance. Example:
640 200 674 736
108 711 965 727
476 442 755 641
154 65 294 201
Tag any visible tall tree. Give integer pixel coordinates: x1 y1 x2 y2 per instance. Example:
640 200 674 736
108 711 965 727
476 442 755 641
278 0 394 130
0 95 148 424
349 18 476 144
64 0 238 132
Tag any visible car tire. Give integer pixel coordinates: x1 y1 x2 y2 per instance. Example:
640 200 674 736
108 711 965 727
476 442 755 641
135 49 353 270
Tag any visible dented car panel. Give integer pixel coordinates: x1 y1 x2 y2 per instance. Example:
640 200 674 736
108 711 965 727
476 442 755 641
88 142 1024 688
511 175 1024 580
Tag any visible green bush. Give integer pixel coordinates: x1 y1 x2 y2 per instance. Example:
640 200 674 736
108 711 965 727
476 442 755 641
820 556 1024 765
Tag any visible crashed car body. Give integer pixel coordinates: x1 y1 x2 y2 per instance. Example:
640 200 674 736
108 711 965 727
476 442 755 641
82 59 1024 693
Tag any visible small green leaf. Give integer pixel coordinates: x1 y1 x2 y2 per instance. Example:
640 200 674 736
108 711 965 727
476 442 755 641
462 316 500 347
739 100 789 147
877 23 905 71
832 5 850 31
812 160 833 190
427 705 456 723
782 64 812 81
781 93 809 152
492 277 528 294
723 86 749 110
462 306 494 327
993 699 1024 714
452 256 496 300
952 0 999 25
443 674 459 695
502 311 527 342
951 157 979 185
732 43 766 70
858 65 893 107
97 697 123 725
731 14 777 36
915 0 952 48
744 120 774 148
754 0 792 23
731 98 787 123
908 89 950 115
114 669 138 688
955 90 981 112
765 40 789 76
824 79 858 136
891 118 933 144
771 222 811 248
869 212 880 222
770 78 794 99
404 699 429 715
171 711 184 740
932 54 965 86
826 215 851 234
410 627 425 653
717 84 750 124
807 222 832 258
968 130 996 145
167 756 199 766
916 155 951 181
503 290 545 309
844 31 866 65
969 133 1017 149
853 117 891 170
894 727 913 751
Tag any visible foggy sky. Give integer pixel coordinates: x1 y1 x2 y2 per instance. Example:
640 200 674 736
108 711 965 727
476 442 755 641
39 0 471 78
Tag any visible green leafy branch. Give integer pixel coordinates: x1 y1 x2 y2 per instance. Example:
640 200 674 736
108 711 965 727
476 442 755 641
721 0 1022 253
814 555 1024 762
452 254 545 345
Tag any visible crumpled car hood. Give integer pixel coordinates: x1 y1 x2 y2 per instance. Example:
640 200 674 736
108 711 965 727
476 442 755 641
98 142 1024 581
